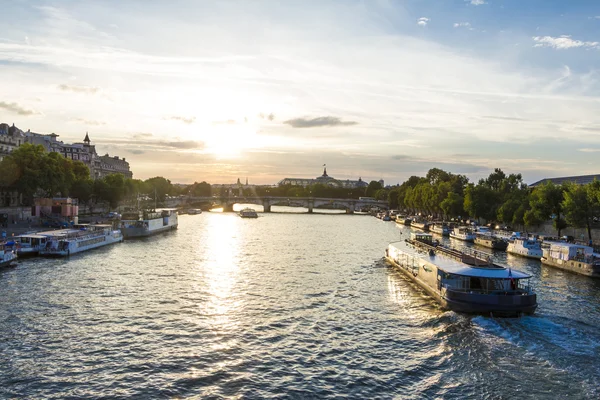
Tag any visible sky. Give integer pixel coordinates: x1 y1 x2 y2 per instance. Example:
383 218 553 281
1 0 600 185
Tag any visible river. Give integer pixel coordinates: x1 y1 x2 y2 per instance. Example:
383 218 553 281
1 210 599 399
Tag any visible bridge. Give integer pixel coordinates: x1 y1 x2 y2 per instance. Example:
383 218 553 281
177 196 389 214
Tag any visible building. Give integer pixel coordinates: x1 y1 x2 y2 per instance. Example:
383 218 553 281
9 125 133 179
278 166 370 189
0 123 26 162
529 174 600 188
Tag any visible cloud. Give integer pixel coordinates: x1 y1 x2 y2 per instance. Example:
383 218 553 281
468 0 486 5
127 149 145 155
453 22 472 29
132 132 154 139
72 118 105 126
163 116 196 124
161 140 203 149
0 101 40 116
417 17 429 27
533 35 599 50
283 116 358 128
58 84 100 94
578 148 600 153
212 119 237 125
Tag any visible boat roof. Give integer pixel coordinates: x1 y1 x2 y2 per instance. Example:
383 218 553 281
389 241 531 279
17 234 48 239
547 241 592 250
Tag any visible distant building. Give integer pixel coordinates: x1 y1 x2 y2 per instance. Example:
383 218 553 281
0 123 26 161
278 166 370 189
529 174 600 188
15 126 132 179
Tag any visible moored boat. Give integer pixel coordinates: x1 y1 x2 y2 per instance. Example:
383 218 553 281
39 224 123 257
239 208 258 218
507 238 542 259
411 220 430 231
541 242 600 278
12 232 56 257
187 208 203 215
385 232 537 316
120 209 179 238
1 245 18 268
430 223 450 236
474 233 508 251
450 226 475 242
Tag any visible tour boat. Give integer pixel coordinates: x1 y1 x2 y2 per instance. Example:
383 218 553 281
120 209 179 238
385 232 537 316
430 223 450 236
39 224 123 257
507 238 543 259
13 232 57 256
411 220 430 231
541 242 600 278
450 226 476 242
187 208 202 215
239 208 259 218
1 246 18 268
474 233 508 251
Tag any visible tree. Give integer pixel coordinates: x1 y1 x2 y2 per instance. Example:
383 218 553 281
70 178 94 205
0 143 46 204
464 183 496 222
190 181 212 197
365 180 383 197
440 192 464 219
527 182 566 235
562 181 600 242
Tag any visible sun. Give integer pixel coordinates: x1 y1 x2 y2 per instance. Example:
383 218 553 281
205 125 260 158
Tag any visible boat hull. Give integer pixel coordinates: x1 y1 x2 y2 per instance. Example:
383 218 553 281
121 224 178 238
475 237 508 251
449 233 475 242
506 247 542 259
40 233 123 257
541 257 600 278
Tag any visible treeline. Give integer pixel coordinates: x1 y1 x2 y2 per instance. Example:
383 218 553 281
0 143 189 209
383 167 600 241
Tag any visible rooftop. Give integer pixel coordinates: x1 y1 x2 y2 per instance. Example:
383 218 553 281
529 174 600 187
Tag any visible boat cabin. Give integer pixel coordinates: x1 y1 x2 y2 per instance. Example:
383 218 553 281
410 232 434 245
543 242 595 262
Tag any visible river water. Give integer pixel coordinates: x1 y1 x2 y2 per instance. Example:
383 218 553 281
1 210 599 399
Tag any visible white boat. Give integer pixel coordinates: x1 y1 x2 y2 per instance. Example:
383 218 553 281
13 232 56 256
541 242 600 278
430 223 450 236
187 209 203 215
507 238 543 259
120 209 179 238
385 232 537 316
450 226 476 242
1 246 18 268
39 224 123 257
239 208 258 218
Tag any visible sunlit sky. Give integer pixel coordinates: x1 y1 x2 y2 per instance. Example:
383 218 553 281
2 0 600 185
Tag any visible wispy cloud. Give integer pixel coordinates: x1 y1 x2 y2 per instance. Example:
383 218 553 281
58 84 100 94
533 35 599 50
417 17 429 27
0 101 41 116
283 116 358 128
578 148 600 153
468 0 486 5
71 117 105 126
163 116 196 124
453 22 472 29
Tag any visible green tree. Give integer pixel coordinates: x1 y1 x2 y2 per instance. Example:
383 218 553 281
0 143 46 204
365 180 383 197
562 181 600 242
70 178 94 205
527 182 566 235
440 192 464 219
464 183 496 222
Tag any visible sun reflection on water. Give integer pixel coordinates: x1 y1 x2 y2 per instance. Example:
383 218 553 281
199 213 242 347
